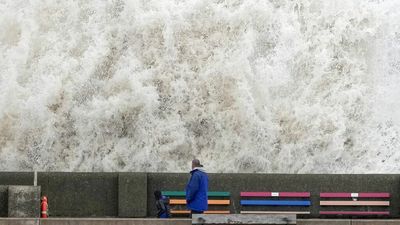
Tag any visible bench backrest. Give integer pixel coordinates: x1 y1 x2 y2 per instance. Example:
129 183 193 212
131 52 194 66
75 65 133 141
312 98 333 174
162 191 230 197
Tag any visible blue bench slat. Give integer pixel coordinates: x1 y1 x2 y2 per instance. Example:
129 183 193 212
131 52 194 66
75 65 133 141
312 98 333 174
240 200 311 206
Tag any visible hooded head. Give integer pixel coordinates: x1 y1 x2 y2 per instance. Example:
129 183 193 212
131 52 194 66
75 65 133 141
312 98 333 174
191 159 206 173
192 159 201 170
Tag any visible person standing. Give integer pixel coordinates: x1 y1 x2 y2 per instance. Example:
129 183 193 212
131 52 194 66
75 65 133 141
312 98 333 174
185 159 208 214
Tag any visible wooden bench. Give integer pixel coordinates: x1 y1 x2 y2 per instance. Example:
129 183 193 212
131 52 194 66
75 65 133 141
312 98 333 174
162 191 230 215
319 192 390 216
240 191 311 215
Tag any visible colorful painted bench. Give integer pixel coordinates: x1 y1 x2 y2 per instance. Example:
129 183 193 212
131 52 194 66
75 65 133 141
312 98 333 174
162 191 230 215
319 192 390 216
240 191 311 214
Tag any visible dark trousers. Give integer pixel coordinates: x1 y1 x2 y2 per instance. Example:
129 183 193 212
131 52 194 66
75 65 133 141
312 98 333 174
191 210 204 215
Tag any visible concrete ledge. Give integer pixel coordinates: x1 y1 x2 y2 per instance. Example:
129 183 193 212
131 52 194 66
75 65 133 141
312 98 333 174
0 218 39 225
40 218 190 225
193 214 296 224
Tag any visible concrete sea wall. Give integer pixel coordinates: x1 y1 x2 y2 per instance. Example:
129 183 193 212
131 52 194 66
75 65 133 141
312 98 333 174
1 172 399 218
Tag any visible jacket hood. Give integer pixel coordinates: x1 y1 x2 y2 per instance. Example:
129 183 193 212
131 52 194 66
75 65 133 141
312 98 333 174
191 167 206 173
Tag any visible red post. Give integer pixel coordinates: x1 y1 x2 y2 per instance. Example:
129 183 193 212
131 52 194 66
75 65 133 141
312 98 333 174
41 196 48 218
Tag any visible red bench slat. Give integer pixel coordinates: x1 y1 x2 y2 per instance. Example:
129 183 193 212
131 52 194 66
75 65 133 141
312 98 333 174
241 192 310 197
241 211 310 214
320 193 390 198
320 211 390 215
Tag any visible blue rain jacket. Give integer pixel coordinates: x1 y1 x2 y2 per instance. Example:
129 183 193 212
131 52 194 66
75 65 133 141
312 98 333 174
185 168 208 212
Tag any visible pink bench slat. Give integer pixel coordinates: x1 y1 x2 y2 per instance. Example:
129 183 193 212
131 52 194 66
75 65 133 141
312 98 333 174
240 192 310 197
320 201 390 206
320 193 390 198
241 211 310 214
320 211 390 215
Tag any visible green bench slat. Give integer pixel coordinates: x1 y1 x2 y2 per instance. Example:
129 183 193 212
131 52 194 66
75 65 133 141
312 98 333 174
162 191 230 197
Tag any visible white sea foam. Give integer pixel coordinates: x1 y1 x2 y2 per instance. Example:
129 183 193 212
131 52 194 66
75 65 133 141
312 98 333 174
0 0 399 173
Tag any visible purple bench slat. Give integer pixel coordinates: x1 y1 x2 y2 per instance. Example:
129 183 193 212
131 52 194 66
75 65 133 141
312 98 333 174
320 211 390 215
320 193 390 198
241 192 310 197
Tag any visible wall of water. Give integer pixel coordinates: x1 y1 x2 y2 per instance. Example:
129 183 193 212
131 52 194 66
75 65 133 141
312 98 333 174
0 0 399 172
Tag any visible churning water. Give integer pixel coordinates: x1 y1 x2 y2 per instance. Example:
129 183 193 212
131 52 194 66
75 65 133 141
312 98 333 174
1 0 400 173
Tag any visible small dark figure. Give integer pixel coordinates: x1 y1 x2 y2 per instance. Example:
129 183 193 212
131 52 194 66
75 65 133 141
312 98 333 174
154 190 170 218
